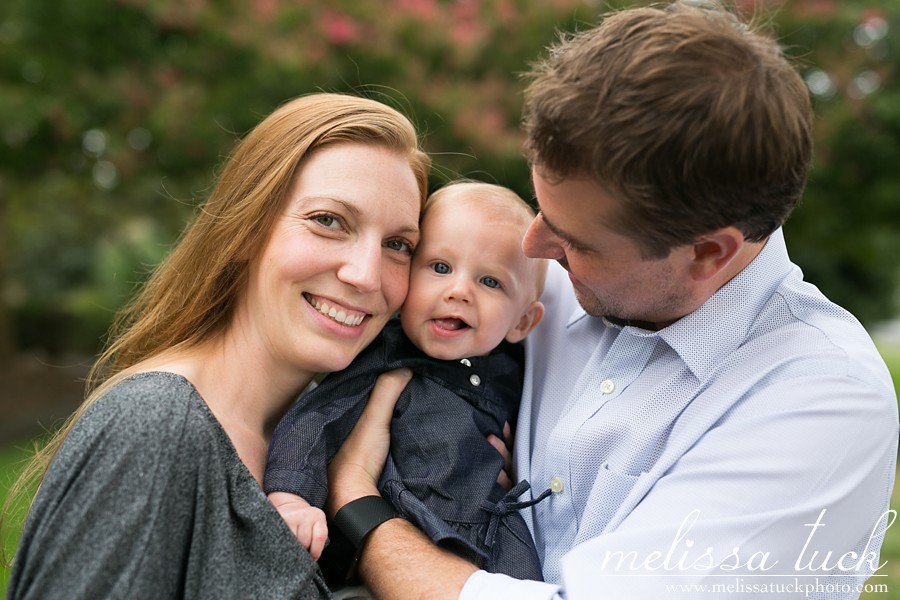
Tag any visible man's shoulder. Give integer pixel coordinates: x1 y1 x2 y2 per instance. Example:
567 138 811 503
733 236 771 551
767 275 885 364
720 275 895 409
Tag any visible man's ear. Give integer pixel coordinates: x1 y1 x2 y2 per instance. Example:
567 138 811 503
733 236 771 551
505 301 545 344
689 227 744 282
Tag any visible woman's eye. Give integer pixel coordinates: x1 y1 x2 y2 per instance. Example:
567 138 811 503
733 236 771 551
431 262 451 275
481 276 501 289
385 239 414 255
313 214 341 229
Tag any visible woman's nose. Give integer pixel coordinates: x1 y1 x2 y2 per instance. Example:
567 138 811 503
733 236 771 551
337 240 383 293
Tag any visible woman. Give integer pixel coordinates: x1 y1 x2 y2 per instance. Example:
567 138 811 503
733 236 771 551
4 93 430 599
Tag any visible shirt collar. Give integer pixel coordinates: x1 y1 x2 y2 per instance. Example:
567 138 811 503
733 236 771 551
660 228 794 380
565 228 796 380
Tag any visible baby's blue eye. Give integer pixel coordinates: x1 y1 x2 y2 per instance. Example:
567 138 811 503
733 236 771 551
432 262 450 275
481 276 501 289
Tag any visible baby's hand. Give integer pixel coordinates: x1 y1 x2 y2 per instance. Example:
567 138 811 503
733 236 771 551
268 491 328 560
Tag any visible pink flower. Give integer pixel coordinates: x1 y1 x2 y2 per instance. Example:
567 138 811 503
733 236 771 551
451 21 481 46
253 0 277 20
321 10 361 45
791 0 836 19
452 0 478 21
395 0 437 21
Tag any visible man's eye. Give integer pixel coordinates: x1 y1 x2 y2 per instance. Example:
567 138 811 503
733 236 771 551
431 262 450 275
481 276 501 289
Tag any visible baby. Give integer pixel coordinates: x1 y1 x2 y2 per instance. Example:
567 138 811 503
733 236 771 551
265 181 548 582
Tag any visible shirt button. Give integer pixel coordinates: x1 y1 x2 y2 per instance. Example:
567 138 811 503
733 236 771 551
549 477 564 494
469 374 481 386
460 358 471 367
600 379 615 394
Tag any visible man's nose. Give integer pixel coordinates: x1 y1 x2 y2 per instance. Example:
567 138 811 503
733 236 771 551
523 213 565 261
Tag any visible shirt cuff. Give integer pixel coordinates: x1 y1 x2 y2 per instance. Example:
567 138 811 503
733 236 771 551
460 570 562 600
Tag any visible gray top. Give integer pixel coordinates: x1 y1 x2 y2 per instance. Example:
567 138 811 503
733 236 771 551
8 371 331 600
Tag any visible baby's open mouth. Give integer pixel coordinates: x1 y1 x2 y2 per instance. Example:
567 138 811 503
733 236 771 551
433 317 470 331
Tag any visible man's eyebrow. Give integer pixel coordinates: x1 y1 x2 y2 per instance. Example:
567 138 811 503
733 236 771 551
536 205 581 247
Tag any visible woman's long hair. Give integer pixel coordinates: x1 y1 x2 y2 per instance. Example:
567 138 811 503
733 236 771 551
1 93 430 563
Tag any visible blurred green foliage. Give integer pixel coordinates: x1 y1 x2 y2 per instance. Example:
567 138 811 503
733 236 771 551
0 0 898 358
777 0 900 330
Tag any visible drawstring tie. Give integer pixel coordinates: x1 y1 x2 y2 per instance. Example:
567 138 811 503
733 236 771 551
480 480 552 548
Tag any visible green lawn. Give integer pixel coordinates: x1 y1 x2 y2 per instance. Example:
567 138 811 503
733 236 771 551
2 345 899 597
1 441 36 596
861 340 900 599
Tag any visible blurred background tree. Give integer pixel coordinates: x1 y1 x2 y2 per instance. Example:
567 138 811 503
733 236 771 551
0 0 897 361
775 0 900 326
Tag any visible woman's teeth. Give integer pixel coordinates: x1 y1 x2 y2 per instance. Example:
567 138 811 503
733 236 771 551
307 295 365 327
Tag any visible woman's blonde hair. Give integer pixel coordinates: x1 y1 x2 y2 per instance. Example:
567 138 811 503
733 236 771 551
2 93 430 561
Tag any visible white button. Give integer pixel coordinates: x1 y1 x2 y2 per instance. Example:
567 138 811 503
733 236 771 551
469 374 481 386
600 379 615 394
460 358 471 367
549 477 564 494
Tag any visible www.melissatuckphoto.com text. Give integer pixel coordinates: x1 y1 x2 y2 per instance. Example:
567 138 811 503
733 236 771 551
662 577 889 596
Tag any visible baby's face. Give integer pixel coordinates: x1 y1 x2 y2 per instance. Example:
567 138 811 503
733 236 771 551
400 198 537 360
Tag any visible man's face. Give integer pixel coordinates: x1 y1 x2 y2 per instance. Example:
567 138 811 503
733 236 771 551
523 167 696 330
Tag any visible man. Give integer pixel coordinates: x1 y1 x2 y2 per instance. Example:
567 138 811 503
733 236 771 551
325 2 899 599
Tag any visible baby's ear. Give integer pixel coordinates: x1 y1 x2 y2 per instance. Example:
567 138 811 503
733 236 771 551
505 300 545 344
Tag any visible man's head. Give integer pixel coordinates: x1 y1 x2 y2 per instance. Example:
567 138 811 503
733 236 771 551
523 0 812 259
400 181 546 360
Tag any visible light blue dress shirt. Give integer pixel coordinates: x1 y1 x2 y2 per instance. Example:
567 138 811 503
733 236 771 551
461 229 898 599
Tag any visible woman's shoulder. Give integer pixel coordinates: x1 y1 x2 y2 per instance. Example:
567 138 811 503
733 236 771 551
100 370 198 401
94 370 204 416
74 371 221 457
38 371 232 519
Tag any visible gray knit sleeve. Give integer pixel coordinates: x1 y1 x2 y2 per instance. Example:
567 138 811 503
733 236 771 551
8 374 204 599
8 373 331 600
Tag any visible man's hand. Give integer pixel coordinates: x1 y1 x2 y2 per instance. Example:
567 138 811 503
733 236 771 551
327 368 412 516
325 368 480 599
487 421 514 490
268 491 328 560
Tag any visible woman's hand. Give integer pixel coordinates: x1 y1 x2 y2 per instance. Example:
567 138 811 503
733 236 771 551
268 492 328 560
326 368 412 517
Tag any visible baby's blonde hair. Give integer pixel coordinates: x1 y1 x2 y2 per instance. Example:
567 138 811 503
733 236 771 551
424 180 547 302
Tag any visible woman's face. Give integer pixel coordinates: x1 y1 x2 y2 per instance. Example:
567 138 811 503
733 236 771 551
238 142 421 378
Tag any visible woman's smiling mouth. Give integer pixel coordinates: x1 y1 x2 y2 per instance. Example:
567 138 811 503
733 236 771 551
304 293 367 327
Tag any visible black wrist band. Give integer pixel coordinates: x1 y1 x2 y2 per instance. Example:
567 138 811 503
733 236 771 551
332 495 400 550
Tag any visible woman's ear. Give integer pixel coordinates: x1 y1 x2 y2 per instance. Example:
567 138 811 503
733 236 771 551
505 301 545 344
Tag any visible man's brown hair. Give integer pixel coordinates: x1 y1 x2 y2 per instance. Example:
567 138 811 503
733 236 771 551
523 1 812 258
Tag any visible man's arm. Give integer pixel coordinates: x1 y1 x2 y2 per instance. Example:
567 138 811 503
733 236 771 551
327 370 566 600
558 375 897 599
356 518 477 599
326 369 477 599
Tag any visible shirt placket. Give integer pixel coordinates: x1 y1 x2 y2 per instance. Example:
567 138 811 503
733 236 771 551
534 327 659 583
